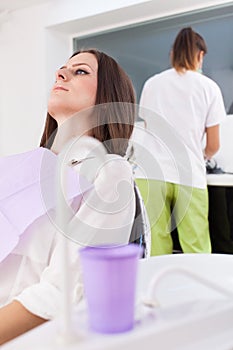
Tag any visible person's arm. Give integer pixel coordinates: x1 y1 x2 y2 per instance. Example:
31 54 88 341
0 300 46 345
0 148 135 345
0 214 83 345
68 155 135 246
204 124 220 160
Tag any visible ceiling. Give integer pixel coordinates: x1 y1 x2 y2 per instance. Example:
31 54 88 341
0 0 48 12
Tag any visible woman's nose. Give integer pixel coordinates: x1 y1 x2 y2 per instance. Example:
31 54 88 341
55 68 70 81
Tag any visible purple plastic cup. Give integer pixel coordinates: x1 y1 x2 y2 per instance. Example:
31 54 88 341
79 244 143 334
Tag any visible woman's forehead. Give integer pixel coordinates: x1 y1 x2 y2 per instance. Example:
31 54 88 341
67 52 98 70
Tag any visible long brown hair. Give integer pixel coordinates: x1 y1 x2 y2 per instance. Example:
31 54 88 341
171 27 207 72
40 49 136 156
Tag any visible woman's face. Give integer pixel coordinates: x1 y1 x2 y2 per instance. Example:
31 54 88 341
48 52 98 124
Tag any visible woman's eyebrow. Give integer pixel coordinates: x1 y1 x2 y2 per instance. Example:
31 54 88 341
72 63 93 70
59 63 93 70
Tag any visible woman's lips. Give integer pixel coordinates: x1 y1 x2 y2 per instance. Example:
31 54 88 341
53 85 68 91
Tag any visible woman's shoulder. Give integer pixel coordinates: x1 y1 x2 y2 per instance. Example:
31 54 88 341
69 137 133 183
143 69 175 87
98 155 133 181
188 70 221 89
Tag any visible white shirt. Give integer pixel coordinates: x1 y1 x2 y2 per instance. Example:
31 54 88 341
0 140 135 319
137 68 226 188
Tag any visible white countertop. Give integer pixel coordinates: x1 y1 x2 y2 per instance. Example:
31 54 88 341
207 173 233 186
2 254 233 350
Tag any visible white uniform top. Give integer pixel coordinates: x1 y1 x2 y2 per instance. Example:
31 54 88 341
137 68 226 189
0 142 135 320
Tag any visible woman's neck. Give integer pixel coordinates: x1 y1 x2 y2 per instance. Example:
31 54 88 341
51 113 92 154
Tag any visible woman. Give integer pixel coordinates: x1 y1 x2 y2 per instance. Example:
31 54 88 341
136 27 226 255
0 49 136 344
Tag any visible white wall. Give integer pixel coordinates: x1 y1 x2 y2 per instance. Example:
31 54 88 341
0 0 231 155
0 2 49 155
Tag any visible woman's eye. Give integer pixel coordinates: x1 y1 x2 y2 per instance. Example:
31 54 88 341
75 69 88 75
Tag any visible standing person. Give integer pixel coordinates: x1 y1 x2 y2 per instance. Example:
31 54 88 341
0 49 137 344
136 27 226 256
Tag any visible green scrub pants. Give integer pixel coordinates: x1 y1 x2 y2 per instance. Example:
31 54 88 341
135 179 211 255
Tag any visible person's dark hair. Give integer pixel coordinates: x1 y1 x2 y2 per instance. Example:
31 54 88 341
171 27 207 72
40 49 136 156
